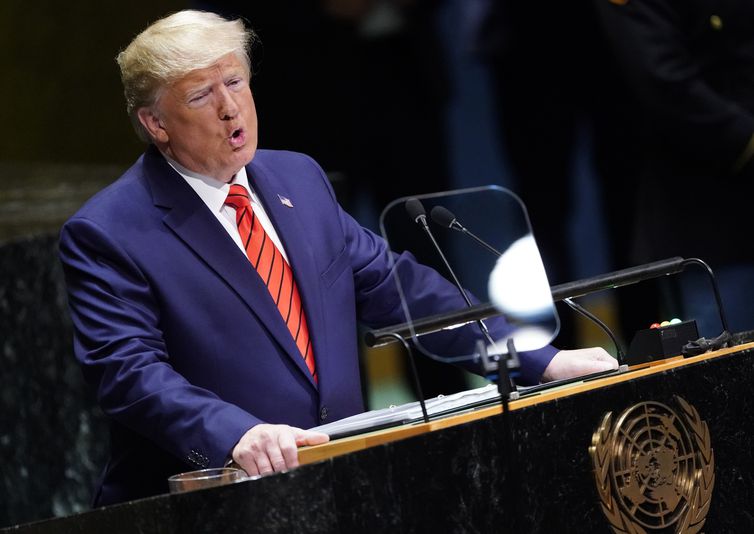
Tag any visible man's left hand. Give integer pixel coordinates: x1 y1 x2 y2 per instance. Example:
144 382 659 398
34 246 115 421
542 347 618 382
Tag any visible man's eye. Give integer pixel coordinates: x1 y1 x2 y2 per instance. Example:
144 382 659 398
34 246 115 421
227 78 244 89
188 93 208 104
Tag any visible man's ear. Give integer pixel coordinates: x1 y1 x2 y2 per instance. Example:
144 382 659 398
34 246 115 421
137 107 169 144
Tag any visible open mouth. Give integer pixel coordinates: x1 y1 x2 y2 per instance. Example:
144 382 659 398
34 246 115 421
228 128 246 147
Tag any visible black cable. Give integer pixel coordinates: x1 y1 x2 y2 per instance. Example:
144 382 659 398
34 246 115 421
682 330 732 357
682 258 730 334
379 332 429 424
562 297 625 365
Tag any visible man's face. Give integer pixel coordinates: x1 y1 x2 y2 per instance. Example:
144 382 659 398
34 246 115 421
139 53 258 181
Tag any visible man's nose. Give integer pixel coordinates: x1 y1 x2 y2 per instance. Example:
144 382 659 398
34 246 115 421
218 86 239 120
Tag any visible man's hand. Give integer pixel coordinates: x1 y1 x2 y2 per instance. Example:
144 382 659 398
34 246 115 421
232 424 329 477
541 347 618 382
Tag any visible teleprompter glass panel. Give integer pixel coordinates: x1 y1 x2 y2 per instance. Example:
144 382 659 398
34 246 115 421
378 186 559 371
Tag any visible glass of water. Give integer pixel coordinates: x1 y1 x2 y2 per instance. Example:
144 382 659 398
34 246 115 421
168 467 247 494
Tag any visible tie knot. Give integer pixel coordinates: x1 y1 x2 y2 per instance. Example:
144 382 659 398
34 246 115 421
225 184 251 211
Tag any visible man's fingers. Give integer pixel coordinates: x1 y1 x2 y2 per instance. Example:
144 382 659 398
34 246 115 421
276 430 300 470
294 429 330 447
590 350 619 368
575 348 618 371
543 348 619 381
234 449 261 477
591 359 618 371
252 429 275 475
575 347 614 362
261 428 290 472
590 349 618 363
232 424 323 477
244 462 261 477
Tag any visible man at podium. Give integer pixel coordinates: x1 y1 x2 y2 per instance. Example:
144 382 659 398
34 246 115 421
58 10 617 506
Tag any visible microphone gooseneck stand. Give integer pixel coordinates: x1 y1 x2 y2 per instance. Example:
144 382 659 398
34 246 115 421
407 198 520 447
430 205 503 257
405 199 498 348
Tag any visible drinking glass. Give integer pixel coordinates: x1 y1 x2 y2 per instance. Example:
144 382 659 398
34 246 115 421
168 467 247 494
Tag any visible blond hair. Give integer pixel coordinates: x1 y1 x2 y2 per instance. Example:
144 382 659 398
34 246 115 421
116 10 256 142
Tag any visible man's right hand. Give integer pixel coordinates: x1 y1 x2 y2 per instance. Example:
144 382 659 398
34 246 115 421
231 424 330 477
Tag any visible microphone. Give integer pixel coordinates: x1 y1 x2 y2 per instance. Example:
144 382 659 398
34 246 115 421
429 205 460 230
430 206 502 257
404 198 496 347
405 198 428 225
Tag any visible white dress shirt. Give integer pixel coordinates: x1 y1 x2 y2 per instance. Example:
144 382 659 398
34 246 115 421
165 156 290 263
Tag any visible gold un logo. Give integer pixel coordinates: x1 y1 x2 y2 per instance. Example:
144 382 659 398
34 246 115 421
589 397 715 533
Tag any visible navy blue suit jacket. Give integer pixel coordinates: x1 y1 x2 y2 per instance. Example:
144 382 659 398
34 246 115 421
59 147 556 505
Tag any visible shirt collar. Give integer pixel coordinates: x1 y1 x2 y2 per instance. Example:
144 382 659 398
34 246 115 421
163 155 251 213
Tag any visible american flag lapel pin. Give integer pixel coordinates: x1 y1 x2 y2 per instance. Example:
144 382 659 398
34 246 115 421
277 194 294 208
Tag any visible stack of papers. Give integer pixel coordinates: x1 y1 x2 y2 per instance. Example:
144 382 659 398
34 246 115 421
310 384 503 438
310 366 625 438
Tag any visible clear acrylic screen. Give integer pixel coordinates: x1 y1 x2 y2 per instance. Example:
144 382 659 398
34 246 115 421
379 186 560 366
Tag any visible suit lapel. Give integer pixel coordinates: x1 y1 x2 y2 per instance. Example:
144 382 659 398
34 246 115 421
247 160 329 391
143 149 317 389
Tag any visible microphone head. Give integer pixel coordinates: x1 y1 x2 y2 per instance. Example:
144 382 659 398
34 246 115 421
430 206 457 229
405 198 427 223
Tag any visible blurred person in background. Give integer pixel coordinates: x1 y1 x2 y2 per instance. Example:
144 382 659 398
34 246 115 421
593 0 754 337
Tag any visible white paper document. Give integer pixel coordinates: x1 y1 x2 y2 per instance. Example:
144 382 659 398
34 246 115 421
310 384 503 437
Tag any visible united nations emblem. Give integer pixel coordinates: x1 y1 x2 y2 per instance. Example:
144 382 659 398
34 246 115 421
589 396 715 533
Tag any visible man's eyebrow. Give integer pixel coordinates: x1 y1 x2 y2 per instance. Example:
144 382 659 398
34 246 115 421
184 82 211 100
224 68 247 80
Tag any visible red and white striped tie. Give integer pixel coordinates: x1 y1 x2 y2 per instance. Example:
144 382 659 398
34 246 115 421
224 184 317 382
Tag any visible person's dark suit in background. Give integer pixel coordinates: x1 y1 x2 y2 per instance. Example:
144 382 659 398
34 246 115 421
593 0 754 336
474 1 614 346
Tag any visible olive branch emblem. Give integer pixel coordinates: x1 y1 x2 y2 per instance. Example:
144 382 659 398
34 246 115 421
589 396 714 533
